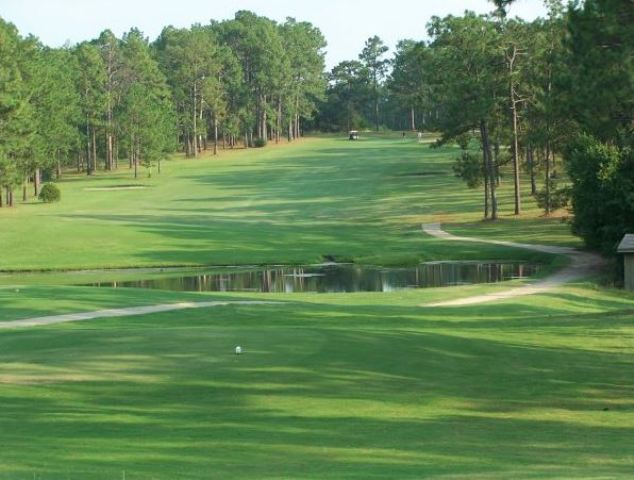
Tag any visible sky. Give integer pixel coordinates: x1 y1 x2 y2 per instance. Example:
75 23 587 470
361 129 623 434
2 0 548 69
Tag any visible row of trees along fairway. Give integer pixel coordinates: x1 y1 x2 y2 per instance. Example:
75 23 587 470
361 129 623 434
0 11 326 206
422 0 632 254
314 2 574 220
314 0 632 256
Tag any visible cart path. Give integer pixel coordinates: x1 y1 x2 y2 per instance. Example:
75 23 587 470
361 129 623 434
0 301 280 329
421 223 604 307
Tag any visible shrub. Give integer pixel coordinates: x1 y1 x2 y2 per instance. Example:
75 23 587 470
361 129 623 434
453 151 484 189
38 183 61 203
565 133 634 252
253 137 267 148
535 180 570 212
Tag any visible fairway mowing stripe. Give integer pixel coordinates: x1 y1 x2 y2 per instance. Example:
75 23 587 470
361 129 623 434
421 223 604 307
0 301 280 329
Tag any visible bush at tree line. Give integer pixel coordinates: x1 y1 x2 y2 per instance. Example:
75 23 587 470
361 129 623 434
38 183 61 203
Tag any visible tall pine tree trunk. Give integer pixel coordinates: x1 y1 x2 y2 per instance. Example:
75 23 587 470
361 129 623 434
106 96 113 170
199 97 204 152
511 104 521 215
484 169 490 219
545 62 553 215
213 115 218 156
114 135 119 169
34 168 41 197
410 107 416 131
107 132 113 170
374 88 380 131
276 98 282 144
86 120 93 176
133 135 138 179
92 128 97 174
508 47 521 215
480 119 497 220
545 143 552 215
295 96 300 139
257 94 267 142
192 84 198 158
527 146 536 195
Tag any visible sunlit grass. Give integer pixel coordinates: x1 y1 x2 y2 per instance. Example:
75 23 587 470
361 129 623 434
0 133 575 271
0 133 630 479
0 284 633 478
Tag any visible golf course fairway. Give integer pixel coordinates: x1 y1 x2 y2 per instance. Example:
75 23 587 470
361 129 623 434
1 134 633 479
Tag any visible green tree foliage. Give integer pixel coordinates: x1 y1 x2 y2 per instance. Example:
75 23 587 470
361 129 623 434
315 37 390 132
153 12 325 152
119 29 175 177
31 48 82 182
73 41 106 175
280 18 327 142
561 0 634 254
565 0 633 142
386 40 429 131
38 183 61 203
0 19 35 206
453 150 485 189
318 60 369 131
359 36 390 131
95 29 123 171
218 11 288 144
425 12 504 219
0 10 326 206
566 135 633 252
154 25 223 157
521 1 570 215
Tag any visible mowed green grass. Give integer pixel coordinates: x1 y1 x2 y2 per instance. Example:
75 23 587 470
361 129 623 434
1 133 632 479
1 285 634 479
0 133 574 271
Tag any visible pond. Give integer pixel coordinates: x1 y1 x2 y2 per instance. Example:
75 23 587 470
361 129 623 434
83 262 539 293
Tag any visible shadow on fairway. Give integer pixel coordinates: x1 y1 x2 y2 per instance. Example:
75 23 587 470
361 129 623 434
1 292 633 478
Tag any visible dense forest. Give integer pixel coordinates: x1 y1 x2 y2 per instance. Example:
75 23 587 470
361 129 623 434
0 10 327 192
0 0 632 255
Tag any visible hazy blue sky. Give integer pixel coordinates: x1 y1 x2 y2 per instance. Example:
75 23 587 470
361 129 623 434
2 0 547 68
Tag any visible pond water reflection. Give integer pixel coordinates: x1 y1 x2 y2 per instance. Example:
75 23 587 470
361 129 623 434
85 262 539 293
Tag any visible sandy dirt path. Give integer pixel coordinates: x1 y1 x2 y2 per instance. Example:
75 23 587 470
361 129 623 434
0 301 279 329
421 223 603 307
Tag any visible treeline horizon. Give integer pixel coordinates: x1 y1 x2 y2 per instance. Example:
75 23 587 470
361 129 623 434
0 10 327 202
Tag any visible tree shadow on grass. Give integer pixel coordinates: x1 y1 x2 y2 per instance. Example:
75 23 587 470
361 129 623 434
1 296 633 477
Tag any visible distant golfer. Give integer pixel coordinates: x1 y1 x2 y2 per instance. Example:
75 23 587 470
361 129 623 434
417 131 423 142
